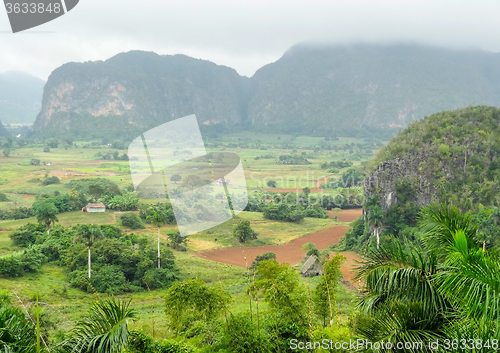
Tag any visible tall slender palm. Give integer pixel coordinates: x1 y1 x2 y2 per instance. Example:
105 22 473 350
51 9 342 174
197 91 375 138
74 224 102 279
67 298 136 353
147 211 168 268
367 205 384 248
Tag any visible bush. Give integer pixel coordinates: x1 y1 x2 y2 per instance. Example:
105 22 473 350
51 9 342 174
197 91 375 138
233 219 258 243
263 203 305 223
125 331 195 353
45 138 58 148
41 176 60 186
67 237 179 293
9 223 45 247
142 268 178 290
250 252 276 269
66 178 121 196
0 192 8 202
121 213 145 229
91 265 130 293
0 248 46 278
267 180 277 188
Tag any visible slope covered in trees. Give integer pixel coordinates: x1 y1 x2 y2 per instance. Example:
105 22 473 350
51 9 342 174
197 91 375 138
344 106 500 250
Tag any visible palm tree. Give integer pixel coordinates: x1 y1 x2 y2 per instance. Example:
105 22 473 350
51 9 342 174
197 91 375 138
74 224 102 279
147 211 168 268
420 204 500 342
33 201 59 235
67 298 136 353
355 203 500 350
367 205 384 248
0 304 37 353
355 240 447 315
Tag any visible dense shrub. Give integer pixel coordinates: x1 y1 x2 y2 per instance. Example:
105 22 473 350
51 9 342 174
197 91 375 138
250 252 276 269
125 331 195 353
263 203 305 223
101 193 139 211
41 176 60 186
121 213 145 229
0 247 46 277
140 203 176 225
9 223 45 247
66 178 121 196
67 237 179 293
0 192 8 202
0 206 34 220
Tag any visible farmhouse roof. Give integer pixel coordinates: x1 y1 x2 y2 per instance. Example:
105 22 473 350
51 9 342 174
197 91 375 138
86 203 106 208
300 255 320 274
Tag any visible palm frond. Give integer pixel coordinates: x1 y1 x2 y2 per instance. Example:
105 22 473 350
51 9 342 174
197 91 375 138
436 230 500 326
67 298 136 353
354 240 448 315
419 203 478 252
355 300 445 353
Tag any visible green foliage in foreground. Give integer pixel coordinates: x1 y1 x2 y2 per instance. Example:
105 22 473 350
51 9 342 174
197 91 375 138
0 192 9 202
352 204 500 352
65 298 137 353
125 331 195 353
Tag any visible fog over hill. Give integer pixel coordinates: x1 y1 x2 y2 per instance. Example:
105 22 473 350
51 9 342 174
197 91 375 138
0 71 45 125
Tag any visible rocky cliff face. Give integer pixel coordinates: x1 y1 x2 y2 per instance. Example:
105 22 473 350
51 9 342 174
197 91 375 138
363 106 500 215
363 151 457 211
248 44 500 136
32 51 251 138
31 45 500 139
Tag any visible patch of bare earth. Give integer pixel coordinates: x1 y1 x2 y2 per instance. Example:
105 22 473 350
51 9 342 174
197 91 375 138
194 209 364 289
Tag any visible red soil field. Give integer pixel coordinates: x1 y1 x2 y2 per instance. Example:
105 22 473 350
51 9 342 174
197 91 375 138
337 251 363 289
21 195 36 199
194 210 364 288
336 208 362 222
263 175 331 193
195 225 350 268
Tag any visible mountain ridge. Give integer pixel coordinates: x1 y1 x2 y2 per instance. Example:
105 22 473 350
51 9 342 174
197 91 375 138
31 43 500 139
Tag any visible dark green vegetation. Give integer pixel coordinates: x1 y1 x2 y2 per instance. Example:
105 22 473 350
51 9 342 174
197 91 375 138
352 205 500 352
159 256 350 353
31 44 500 140
0 71 44 125
3 222 179 293
232 219 257 242
0 193 87 221
345 106 500 251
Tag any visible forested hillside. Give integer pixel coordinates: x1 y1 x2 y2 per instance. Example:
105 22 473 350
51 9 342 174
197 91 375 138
343 105 500 250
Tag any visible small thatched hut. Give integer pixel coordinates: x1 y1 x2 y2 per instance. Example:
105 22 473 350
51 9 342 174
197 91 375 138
300 255 323 277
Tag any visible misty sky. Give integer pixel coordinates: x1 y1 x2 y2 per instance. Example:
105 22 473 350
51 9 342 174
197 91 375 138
1 0 500 80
